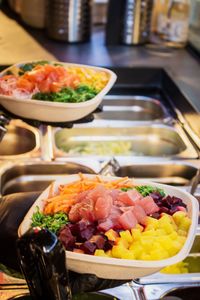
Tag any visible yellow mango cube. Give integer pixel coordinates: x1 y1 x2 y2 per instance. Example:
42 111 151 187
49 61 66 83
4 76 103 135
131 228 142 241
158 235 174 252
105 229 119 241
140 236 155 251
119 230 133 244
140 253 152 260
121 250 135 260
105 250 113 257
115 237 129 249
129 242 144 258
94 249 108 257
173 211 187 225
178 217 191 231
145 216 159 229
150 248 169 260
112 244 128 258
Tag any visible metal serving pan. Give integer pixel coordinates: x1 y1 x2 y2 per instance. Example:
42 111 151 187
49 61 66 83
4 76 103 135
93 95 171 123
0 161 95 196
115 162 198 186
54 124 198 159
0 120 40 160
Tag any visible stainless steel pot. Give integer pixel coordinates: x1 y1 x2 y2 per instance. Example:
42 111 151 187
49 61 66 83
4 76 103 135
46 0 92 43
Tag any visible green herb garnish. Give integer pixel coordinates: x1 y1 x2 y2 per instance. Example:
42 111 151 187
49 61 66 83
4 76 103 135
32 85 98 103
121 187 134 192
31 207 68 233
135 185 165 197
120 185 165 197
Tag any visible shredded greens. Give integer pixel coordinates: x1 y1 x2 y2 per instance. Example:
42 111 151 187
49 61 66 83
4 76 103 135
32 85 98 103
31 207 68 234
121 185 165 197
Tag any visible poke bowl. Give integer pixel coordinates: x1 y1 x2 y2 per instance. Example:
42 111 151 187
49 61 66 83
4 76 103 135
18 174 199 280
0 61 116 122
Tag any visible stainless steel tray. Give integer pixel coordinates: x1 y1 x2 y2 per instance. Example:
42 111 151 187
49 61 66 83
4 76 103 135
93 95 170 123
115 162 198 186
0 161 95 196
54 124 198 159
0 120 40 160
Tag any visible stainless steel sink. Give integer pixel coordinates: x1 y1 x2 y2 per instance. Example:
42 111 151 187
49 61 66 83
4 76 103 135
0 161 95 196
0 120 40 159
93 95 170 122
54 124 198 159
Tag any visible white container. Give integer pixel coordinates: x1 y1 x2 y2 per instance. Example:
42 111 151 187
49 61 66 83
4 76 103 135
18 174 199 280
0 61 116 123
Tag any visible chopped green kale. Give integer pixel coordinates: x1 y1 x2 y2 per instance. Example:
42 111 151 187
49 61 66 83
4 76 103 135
32 85 98 103
31 207 68 234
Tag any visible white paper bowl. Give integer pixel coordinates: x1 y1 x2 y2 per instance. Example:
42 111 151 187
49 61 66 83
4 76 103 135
18 174 199 280
0 61 117 122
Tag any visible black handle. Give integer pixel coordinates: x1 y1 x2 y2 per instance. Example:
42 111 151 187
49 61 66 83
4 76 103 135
17 228 72 300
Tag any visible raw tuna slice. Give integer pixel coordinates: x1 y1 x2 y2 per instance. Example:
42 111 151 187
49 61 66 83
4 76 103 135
118 210 138 230
98 219 114 231
94 195 113 220
132 205 147 225
68 202 82 222
116 189 141 206
140 196 159 214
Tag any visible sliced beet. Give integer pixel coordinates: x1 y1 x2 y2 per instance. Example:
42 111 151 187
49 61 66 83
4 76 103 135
80 241 97 254
59 225 76 250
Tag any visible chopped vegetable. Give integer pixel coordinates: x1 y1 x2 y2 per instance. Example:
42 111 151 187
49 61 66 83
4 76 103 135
31 207 68 233
135 185 165 197
32 85 98 103
121 185 165 196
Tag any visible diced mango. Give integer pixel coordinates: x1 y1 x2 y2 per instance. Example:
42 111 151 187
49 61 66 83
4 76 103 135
105 229 119 241
155 229 166 236
178 217 191 231
159 214 177 232
94 249 108 257
140 253 152 260
115 237 129 249
158 235 174 252
121 250 135 260
129 242 144 258
173 211 187 225
112 244 128 258
142 229 156 236
131 228 142 240
145 217 159 229
168 231 179 240
105 250 113 257
140 236 155 250
119 230 133 244
150 248 169 260
177 229 187 236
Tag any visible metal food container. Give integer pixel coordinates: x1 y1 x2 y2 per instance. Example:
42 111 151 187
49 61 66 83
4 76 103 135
46 0 92 42
122 0 154 45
